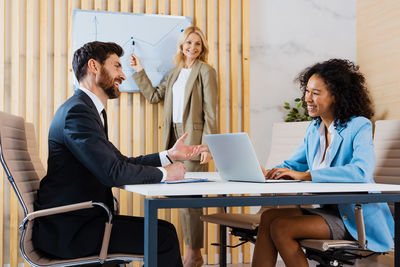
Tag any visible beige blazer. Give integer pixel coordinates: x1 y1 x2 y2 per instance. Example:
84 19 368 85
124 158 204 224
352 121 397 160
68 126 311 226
133 60 218 159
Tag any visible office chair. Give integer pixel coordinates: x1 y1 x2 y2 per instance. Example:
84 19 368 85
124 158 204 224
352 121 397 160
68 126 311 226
200 121 310 266
0 111 143 267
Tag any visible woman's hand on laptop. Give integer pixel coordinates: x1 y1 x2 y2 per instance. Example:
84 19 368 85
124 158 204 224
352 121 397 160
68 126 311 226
260 165 268 176
265 167 311 181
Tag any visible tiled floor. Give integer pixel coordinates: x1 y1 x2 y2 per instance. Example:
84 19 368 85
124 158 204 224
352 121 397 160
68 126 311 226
203 258 390 267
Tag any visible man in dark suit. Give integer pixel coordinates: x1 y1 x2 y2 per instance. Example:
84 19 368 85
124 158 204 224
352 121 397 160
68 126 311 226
33 41 206 267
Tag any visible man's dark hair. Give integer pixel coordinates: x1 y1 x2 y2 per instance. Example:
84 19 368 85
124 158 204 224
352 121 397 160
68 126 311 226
72 41 124 82
296 58 374 128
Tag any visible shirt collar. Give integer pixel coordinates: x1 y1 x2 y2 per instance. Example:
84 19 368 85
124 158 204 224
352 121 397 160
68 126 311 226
318 121 336 136
79 87 105 115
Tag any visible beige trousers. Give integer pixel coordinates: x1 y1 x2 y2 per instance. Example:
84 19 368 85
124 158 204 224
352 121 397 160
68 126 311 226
171 123 205 249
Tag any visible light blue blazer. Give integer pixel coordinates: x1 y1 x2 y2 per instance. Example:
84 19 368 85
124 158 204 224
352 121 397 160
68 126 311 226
276 116 394 252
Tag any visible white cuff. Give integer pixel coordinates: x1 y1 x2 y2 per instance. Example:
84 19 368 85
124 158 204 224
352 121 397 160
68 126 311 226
157 167 167 182
159 150 171 167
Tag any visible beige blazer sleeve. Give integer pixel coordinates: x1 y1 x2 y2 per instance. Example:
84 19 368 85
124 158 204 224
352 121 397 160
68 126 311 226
133 70 172 104
200 66 218 145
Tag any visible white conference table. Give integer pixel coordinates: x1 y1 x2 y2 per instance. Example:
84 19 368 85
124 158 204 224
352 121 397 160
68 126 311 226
123 174 400 267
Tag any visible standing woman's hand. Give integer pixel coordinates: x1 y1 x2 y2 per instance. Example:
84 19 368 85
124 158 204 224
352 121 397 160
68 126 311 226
130 54 144 72
200 151 212 164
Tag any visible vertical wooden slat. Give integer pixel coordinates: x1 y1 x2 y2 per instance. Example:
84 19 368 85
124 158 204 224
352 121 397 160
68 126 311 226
241 0 251 263
144 0 156 157
229 0 240 263
218 0 227 134
118 0 129 216
106 0 121 204
67 0 79 98
26 0 35 122
242 0 250 135
94 0 102 10
205 1 218 263
156 0 168 223
25 3 35 265
81 0 92 9
54 0 64 114
10 0 20 265
229 0 238 134
39 0 49 179
0 0 4 265
182 0 191 17
132 2 143 267
168 0 182 256
170 0 179 15
194 0 203 30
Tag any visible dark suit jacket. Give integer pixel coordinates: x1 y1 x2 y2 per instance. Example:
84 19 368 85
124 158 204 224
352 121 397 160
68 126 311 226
33 89 163 258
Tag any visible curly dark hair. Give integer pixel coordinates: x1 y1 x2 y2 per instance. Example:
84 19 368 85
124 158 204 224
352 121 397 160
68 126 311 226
296 58 374 128
73 41 124 82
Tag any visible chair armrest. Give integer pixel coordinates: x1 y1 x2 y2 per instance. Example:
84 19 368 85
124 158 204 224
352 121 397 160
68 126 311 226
355 204 367 248
24 201 94 222
20 201 113 263
113 196 119 214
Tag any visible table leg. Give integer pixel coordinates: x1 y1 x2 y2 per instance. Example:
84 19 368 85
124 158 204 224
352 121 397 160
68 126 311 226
219 225 227 267
395 202 400 267
145 199 158 267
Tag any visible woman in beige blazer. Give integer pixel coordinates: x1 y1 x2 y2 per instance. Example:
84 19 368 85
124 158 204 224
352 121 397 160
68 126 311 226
130 26 217 267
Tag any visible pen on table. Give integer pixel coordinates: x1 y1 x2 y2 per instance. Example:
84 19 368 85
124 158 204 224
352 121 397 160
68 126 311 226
166 154 173 164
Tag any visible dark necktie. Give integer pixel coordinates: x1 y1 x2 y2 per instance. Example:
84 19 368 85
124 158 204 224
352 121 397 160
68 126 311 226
101 109 108 140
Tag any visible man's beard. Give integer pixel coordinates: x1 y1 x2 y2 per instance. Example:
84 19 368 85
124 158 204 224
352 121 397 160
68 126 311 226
98 67 121 99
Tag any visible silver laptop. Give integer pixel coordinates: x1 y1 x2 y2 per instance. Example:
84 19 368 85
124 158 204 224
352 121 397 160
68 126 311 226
205 133 302 183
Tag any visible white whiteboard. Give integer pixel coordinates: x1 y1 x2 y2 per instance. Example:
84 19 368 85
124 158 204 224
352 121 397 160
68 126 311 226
72 9 192 92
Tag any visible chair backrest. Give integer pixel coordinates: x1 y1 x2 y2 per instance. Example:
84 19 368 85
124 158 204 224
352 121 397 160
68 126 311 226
374 119 400 185
0 111 39 215
265 121 310 168
25 122 46 180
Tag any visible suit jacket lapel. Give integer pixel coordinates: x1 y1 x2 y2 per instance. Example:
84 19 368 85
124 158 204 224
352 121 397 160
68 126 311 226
182 60 201 114
75 89 103 126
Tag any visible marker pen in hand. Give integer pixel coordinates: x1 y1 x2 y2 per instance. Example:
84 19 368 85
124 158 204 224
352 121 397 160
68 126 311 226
130 37 135 55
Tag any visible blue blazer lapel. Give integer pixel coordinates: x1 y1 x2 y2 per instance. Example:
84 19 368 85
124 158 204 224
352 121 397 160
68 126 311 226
325 125 344 167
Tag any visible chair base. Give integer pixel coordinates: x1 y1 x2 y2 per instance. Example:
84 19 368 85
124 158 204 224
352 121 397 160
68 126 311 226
304 247 378 267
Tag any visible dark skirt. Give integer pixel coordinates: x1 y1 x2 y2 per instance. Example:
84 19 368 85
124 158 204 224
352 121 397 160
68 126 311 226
301 204 353 240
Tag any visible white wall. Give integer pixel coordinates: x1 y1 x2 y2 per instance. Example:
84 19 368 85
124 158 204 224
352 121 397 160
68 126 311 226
250 0 356 165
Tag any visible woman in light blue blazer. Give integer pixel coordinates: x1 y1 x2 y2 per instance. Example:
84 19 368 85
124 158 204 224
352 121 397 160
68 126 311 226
252 59 394 267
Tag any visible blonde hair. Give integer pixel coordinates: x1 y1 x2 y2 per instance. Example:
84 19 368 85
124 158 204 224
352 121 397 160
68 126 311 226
173 26 209 67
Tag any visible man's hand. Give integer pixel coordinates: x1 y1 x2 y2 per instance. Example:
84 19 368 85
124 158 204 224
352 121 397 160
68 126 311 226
164 162 186 181
264 167 311 181
168 132 208 161
200 151 212 164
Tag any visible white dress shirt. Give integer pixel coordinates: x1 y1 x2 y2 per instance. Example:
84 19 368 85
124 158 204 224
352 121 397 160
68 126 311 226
79 87 169 180
312 121 336 170
172 68 192 123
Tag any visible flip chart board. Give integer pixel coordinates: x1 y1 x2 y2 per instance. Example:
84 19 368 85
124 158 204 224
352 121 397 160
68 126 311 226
72 9 192 92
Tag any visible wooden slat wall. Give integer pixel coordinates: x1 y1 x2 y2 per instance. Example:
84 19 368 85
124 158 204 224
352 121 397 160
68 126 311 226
356 0 400 120
0 0 250 265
